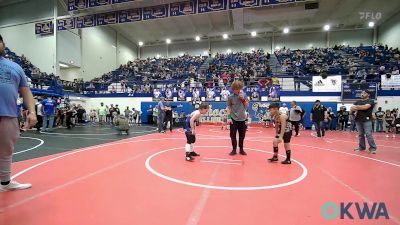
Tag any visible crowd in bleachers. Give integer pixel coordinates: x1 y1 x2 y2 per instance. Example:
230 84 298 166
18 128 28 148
5 43 400 95
4 47 64 95
342 44 399 81
275 46 349 76
85 55 205 94
275 44 400 88
82 50 275 94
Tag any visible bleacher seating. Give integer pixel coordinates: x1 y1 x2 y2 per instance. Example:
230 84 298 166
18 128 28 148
5 44 398 95
83 50 274 94
4 47 64 96
273 44 400 89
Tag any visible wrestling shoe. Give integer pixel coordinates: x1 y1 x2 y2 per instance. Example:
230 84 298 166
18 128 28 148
268 156 279 162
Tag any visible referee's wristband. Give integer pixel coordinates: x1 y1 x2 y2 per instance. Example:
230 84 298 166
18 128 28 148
227 114 232 119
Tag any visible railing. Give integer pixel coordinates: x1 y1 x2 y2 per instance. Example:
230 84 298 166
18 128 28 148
75 74 389 95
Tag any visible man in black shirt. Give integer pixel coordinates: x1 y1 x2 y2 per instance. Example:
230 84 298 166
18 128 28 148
375 107 385 132
351 90 377 154
310 100 328 137
337 106 350 131
164 102 173 133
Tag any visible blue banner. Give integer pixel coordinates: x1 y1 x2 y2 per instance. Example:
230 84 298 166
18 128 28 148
198 0 227 13
229 0 259 9
88 0 110 8
261 0 295 5
57 18 76 30
140 101 338 127
35 21 54 35
201 101 271 123
68 0 87 11
170 0 197 17
341 83 377 101
76 15 96 28
112 0 134 3
97 11 118 25
118 8 142 23
201 102 226 123
143 5 169 20
141 101 193 123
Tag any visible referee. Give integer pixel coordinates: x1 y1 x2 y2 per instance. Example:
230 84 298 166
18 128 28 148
227 81 249 155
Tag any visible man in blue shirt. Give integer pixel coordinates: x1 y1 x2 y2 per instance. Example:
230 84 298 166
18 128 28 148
41 95 57 131
0 34 37 192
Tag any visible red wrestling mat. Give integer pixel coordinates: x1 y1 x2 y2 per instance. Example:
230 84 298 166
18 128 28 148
1 126 399 225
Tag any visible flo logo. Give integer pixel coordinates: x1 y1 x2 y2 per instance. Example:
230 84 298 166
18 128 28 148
322 202 389 220
359 12 382 20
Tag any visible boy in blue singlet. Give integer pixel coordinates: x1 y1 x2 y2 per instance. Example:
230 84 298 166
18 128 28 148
184 103 209 161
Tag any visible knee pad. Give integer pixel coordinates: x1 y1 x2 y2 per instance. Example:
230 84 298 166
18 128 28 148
187 134 196 144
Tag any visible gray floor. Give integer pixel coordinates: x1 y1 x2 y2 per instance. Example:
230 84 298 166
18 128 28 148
13 124 158 162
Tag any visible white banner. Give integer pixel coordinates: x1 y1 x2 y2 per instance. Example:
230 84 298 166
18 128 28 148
381 74 400 89
312 75 342 92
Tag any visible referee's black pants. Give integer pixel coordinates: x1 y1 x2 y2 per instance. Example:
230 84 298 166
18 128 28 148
290 120 300 135
230 119 247 151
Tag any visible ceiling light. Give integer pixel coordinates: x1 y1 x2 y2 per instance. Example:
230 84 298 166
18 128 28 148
195 36 201 41
323 24 330 31
227 49 232 53
59 63 69 68
138 41 144 46
283 27 289 34
222 33 228 39
368 21 375 28
166 39 171 44
251 31 257 37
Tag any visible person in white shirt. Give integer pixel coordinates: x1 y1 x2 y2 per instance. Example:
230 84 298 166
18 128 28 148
35 98 43 132
289 101 303 136
279 103 289 115
391 66 399 75
220 88 230 101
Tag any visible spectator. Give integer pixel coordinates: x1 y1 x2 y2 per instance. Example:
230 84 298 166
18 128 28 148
41 96 57 131
289 101 302 136
115 115 130 135
158 97 166 133
0 33 37 191
351 90 377 153
98 102 107 125
375 107 385 132
35 97 43 132
124 106 131 118
310 100 328 137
